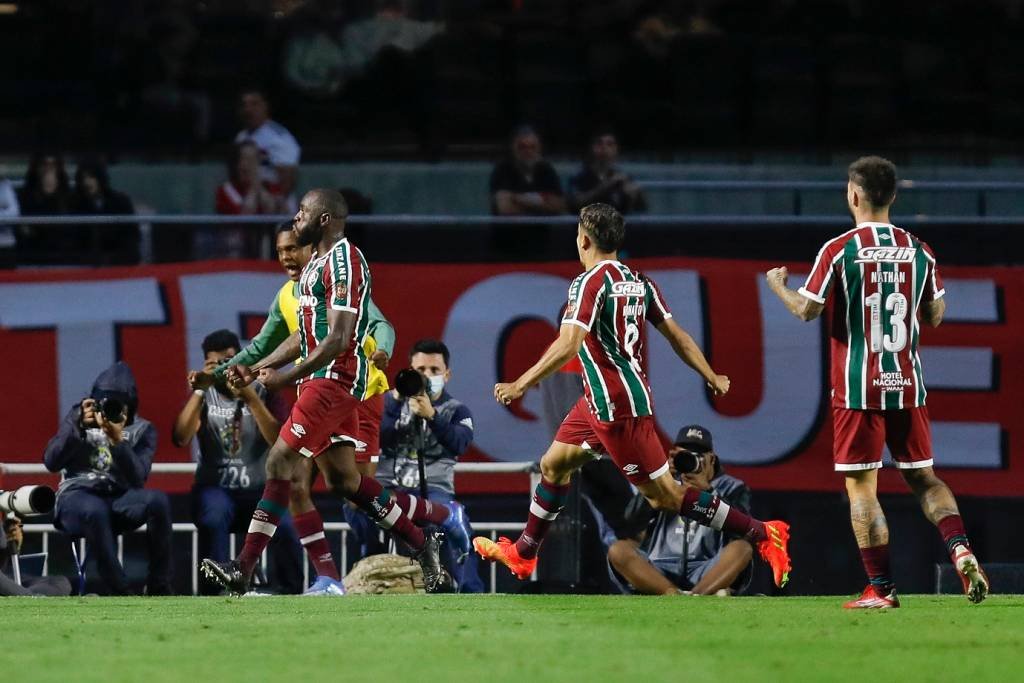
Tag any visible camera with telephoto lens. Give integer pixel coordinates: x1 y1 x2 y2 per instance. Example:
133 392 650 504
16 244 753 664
394 368 428 398
98 396 127 423
673 449 704 475
0 485 56 516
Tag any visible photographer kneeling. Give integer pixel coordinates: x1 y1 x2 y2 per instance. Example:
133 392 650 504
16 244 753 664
43 362 172 595
609 425 753 596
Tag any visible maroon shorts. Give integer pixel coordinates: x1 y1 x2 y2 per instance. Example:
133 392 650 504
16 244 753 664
280 378 362 458
355 393 384 464
832 406 934 472
554 398 669 485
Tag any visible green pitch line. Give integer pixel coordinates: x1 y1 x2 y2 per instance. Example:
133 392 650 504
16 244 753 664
2 595 1021 683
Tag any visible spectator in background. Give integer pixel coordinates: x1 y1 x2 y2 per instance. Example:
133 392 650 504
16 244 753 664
72 157 139 265
234 88 301 211
490 126 566 216
569 131 647 215
0 178 18 268
16 154 72 264
173 330 303 595
43 362 172 596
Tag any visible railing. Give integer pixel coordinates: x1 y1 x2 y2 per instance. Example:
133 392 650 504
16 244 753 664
8 461 538 595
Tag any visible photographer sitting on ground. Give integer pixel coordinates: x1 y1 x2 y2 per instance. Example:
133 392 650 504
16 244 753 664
608 425 754 596
43 362 172 595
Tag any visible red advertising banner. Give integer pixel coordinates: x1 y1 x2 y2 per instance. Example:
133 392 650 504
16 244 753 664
2 258 1021 496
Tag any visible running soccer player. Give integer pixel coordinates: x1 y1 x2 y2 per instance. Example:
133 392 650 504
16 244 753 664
766 156 988 608
200 189 454 594
473 203 793 588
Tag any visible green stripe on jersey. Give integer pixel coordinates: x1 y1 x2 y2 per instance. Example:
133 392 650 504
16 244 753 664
843 237 866 409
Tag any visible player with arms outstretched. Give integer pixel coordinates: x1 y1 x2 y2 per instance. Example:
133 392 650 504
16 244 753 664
473 203 792 588
200 189 454 594
767 156 988 608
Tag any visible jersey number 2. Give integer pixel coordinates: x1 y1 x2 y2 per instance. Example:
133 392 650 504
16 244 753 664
865 292 908 353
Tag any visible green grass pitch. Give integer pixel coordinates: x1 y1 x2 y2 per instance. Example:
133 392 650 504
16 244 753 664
2 595 1022 682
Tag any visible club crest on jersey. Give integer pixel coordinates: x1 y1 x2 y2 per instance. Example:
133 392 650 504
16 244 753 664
609 281 646 298
564 299 577 317
855 246 916 263
337 282 347 298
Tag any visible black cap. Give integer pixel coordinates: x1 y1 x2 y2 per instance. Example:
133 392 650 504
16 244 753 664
674 424 713 453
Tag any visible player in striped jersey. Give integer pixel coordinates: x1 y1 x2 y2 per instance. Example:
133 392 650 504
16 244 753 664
767 156 987 608
200 189 452 594
473 203 792 587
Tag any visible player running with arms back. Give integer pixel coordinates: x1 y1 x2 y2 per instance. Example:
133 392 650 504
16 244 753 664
474 203 792 588
766 156 987 608
200 189 453 594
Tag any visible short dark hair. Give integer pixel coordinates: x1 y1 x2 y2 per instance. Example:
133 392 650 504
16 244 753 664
202 329 241 356
579 203 625 252
276 220 294 234
409 338 450 368
848 156 898 207
307 188 349 221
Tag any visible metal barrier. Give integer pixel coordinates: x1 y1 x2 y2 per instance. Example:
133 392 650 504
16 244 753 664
8 461 538 595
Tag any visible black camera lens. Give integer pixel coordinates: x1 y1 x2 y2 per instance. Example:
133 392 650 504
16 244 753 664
99 397 126 422
673 449 703 475
394 368 427 398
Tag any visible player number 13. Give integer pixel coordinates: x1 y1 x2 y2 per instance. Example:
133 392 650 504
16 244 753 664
865 292 908 353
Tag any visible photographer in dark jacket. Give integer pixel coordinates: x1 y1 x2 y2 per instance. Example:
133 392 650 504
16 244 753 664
43 361 172 595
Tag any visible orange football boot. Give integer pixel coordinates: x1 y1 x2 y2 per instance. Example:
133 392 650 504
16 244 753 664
757 520 792 588
473 536 537 580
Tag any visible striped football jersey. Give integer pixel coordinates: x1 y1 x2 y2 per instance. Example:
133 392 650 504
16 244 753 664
799 222 944 410
562 260 672 421
296 237 372 398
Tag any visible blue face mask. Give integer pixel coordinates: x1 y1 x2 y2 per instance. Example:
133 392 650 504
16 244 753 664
427 375 445 397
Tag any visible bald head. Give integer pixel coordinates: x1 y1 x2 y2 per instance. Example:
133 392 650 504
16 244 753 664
293 189 350 247
304 189 349 222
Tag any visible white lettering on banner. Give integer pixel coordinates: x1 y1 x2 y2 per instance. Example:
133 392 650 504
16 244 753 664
444 273 569 459
179 273 285 371
0 279 165 417
647 271 823 465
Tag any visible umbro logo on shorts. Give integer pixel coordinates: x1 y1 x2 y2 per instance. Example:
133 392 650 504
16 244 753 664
291 423 306 437
622 463 639 475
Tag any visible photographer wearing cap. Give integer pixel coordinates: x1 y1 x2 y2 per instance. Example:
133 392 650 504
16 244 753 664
350 339 480 591
608 425 754 596
43 361 172 595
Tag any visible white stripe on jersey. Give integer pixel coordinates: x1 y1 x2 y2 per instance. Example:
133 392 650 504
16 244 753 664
607 275 639 418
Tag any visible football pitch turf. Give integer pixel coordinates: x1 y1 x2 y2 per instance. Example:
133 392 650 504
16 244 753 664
3 594 1022 682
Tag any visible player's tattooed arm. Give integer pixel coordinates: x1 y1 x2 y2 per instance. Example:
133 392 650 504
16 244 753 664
654 318 730 397
495 322 587 404
920 297 945 328
766 267 824 322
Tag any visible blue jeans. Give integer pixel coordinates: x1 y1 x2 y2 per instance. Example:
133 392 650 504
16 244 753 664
192 485 303 594
55 488 172 595
344 487 485 593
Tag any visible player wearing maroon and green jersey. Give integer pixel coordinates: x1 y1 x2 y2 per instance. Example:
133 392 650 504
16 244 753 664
473 203 793 589
200 189 452 595
768 155 987 608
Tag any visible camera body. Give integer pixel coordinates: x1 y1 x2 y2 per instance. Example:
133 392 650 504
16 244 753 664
0 485 56 516
394 368 428 398
672 449 704 475
98 396 127 423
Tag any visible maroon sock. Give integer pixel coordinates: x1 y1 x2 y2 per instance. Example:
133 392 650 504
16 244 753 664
293 509 340 581
860 544 894 591
238 479 291 578
937 514 972 561
348 475 425 551
679 487 767 543
515 478 570 560
392 490 450 525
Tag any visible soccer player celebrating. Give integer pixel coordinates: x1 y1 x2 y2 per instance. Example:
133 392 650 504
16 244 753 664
766 156 988 608
473 203 792 588
200 189 453 594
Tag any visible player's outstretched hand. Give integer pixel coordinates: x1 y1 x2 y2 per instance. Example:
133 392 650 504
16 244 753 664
371 350 390 371
226 364 256 389
494 382 524 405
766 266 789 291
257 367 286 392
707 374 730 397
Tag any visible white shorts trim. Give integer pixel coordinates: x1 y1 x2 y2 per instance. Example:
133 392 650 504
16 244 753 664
330 434 367 450
893 458 934 470
648 461 670 480
298 446 315 458
834 461 883 472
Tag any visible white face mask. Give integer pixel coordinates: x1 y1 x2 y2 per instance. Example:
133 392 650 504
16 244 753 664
427 375 445 397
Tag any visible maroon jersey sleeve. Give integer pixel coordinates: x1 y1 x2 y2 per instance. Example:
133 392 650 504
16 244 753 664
642 274 672 326
799 235 847 304
562 268 606 331
920 241 945 302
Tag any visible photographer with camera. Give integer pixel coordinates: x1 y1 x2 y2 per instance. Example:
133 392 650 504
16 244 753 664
0 468 70 596
43 361 172 595
350 339 480 590
174 330 303 594
608 425 754 596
